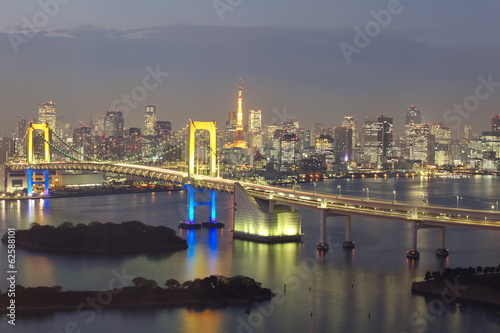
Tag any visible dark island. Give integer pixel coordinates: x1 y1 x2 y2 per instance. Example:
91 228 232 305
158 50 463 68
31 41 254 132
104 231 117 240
0 275 274 312
412 265 500 306
1 221 188 253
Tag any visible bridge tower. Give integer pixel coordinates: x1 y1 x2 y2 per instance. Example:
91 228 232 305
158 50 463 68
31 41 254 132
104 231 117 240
180 120 223 229
27 123 51 164
25 123 51 197
188 120 217 178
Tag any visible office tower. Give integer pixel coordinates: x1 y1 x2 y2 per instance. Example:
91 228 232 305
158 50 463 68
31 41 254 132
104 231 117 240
342 116 357 149
408 124 435 165
104 110 124 138
17 117 27 139
38 102 57 130
144 105 157 136
334 127 353 162
0 137 15 165
491 115 500 133
363 115 393 167
405 105 421 126
249 109 263 148
310 123 323 146
155 121 172 137
429 122 451 144
73 125 93 159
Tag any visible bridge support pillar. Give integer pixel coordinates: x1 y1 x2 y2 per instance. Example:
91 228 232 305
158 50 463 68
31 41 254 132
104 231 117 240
342 215 355 248
179 185 224 229
406 221 420 259
316 210 329 250
435 227 449 256
232 183 302 243
26 169 50 197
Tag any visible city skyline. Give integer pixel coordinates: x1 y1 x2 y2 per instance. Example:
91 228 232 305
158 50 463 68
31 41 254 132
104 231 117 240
1 2 500 135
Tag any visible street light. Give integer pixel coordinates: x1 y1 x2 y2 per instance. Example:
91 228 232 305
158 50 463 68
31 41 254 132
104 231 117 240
313 182 317 194
393 190 396 203
456 196 462 208
337 185 342 197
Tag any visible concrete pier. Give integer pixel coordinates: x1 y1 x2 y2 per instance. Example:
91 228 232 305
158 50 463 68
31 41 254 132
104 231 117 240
435 226 449 256
342 215 355 248
406 221 420 259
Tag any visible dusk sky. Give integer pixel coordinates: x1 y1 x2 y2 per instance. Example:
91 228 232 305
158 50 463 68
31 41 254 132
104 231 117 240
1 0 500 135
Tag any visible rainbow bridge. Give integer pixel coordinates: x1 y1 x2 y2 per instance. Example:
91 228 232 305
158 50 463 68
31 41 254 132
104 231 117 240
4 122 500 259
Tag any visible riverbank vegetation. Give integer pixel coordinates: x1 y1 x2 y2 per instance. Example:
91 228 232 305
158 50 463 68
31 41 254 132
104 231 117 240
412 264 500 306
0 275 274 311
1 221 188 253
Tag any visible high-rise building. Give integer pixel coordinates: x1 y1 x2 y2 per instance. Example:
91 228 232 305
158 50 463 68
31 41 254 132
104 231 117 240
342 116 357 149
363 115 393 167
155 121 172 137
429 122 451 144
249 109 262 148
104 110 124 138
144 105 157 136
408 123 435 165
73 125 93 159
334 127 353 162
17 117 27 139
405 105 421 126
310 123 323 146
38 102 57 131
491 115 500 133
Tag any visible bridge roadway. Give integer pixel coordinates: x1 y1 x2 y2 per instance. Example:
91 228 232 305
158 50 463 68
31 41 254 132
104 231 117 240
8 162 500 231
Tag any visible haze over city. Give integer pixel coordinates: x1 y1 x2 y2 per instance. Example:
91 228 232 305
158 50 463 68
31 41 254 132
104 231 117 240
1 0 500 134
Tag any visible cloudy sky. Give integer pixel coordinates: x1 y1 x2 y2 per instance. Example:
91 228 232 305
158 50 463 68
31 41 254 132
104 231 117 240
1 0 500 136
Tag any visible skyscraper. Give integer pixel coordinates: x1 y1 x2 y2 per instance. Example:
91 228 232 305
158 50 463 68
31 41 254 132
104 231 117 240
155 121 172 137
405 105 421 126
334 127 353 162
342 116 357 149
249 109 262 148
38 102 57 131
491 114 500 133
363 115 393 167
144 105 157 136
104 110 124 138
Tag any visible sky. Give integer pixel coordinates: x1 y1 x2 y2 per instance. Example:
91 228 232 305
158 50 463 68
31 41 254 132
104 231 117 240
1 0 500 136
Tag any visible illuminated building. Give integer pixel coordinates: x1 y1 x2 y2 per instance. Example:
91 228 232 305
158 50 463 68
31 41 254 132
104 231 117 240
334 127 353 162
226 79 248 149
342 116 357 149
310 123 322 146
405 105 421 125
104 110 124 138
408 123 435 165
73 125 93 159
38 102 57 131
155 120 172 137
314 134 334 170
362 115 393 168
249 109 262 148
144 105 157 136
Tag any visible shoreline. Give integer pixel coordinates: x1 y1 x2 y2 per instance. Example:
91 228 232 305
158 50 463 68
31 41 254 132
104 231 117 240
0 187 181 201
411 274 500 307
